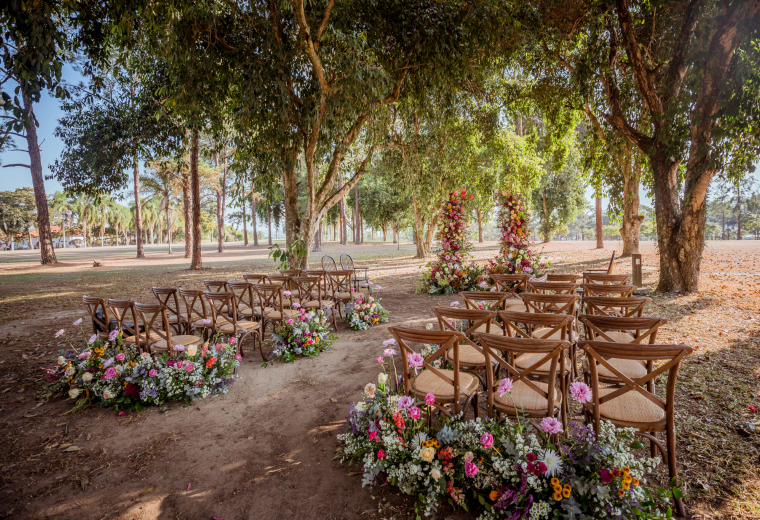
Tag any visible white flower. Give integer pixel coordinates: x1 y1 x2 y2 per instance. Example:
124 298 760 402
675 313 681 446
82 372 93 382
187 345 197 356
140 352 151 359
355 402 367 411
57 356 65 366
103 389 115 400
541 448 563 477
425 323 434 330
68 388 80 399
430 467 441 481
378 373 388 386
364 383 376 397
65 365 75 377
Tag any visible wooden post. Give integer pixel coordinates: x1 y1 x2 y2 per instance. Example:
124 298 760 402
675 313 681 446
632 253 642 287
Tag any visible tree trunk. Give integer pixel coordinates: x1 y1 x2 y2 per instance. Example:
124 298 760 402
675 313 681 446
619 152 644 256
541 191 552 243
476 208 484 243
166 205 173 254
382 225 387 242
242 196 248 246
312 220 322 252
216 189 224 252
267 206 272 246
412 196 431 258
190 130 203 269
737 184 742 240
721 211 726 240
595 196 604 249
339 176 347 246
132 154 145 258
354 183 361 245
22 94 56 265
181 177 192 258
251 182 259 246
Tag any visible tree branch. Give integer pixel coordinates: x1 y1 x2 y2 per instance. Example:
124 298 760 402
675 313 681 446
315 0 335 49
662 0 701 105
2 163 31 169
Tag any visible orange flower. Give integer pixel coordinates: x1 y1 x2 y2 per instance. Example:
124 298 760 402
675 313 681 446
489 490 499 501
206 357 217 368
550 478 560 487
632 478 639 486
552 491 562 501
618 489 626 497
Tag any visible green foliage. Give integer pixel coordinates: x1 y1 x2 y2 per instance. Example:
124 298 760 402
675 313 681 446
268 236 307 271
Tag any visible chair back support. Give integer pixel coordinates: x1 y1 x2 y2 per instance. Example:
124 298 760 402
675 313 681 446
476 333 568 417
432 307 498 339
254 283 284 312
229 281 255 311
498 311 573 341
327 270 354 295
280 269 301 277
340 254 355 271
178 288 209 322
579 315 667 345
490 274 528 295
520 293 580 315
389 327 467 414
584 296 651 317
303 269 328 293
83 295 110 335
133 302 173 357
107 299 139 346
292 276 322 304
321 255 337 271
579 340 691 432
151 287 183 321
546 274 581 283
242 273 271 284
267 275 291 288
204 280 229 293
580 283 636 297
204 292 237 327
459 291 510 311
528 281 578 295
583 273 630 285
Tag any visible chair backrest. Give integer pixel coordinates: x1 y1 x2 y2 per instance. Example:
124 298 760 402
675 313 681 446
242 273 271 284
151 287 182 320
280 269 301 277
107 299 139 347
490 274 529 296
321 255 337 271
584 296 651 317
178 288 209 321
606 250 616 273
459 291 510 311
253 283 284 312
546 274 581 283
133 302 173 357
229 281 255 311
520 293 580 315
389 326 467 414
204 280 229 293
291 276 322 303
83 295 110 334
476 333 568 416
205 291 238 326
528 281 578 295
303 269 328 293
327 270 354 294
580 283 636 298
580 340 691 433
340 254 355 271
579 315 667 345
583 273 630 285
498 310 574 341
432 306 498 339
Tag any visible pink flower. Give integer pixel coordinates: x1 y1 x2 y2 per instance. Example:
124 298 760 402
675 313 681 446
116 353 126 361
449 301 459 307
599 469 614 483
539 417 563 435
79 351 91 359
88 334 97 344
103 367 117 379
287 319 295 325
185 362 194 372
369 431 379 442
108 330 119 341
425 393 436 406
526 452 536 462
383 348 396 357
292 303 301 309
229 337 237 344
497 378 513 397
464 451 474 463
407 352 424 373
465 461 479 477
376 356 384 364
382 339 396 347
377 449 386 460
176 360 184 369
55 329 65 338
283 291 291 297
570 382 592 403
480 433 494 449
397 396 413 410
409 406 421 419
73 318 83 326
236 354 242 361
148 369 158 377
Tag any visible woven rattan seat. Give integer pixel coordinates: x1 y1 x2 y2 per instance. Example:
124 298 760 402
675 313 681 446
152 334 202 351
218 320 260 334
494 379 562 411
413 369 478 397
597 387 666 424
514 353 572 374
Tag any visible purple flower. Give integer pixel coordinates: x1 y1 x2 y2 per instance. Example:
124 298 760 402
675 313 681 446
397 396 413 410
55 329 65 338
173 344 185 352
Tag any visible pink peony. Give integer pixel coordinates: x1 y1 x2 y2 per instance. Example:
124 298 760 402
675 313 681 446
409 406 421 419
116 353 126 361
539 417 563 435
480 433 494 449
103 367 117 379
425 393 436 406
465 461 479 477
397 396 413 410
382 339 396 347
185 362 194 372
407 352 424 373
570 382 592 403
73 318 83 326
377 449 386 460
497 378 513 397
149 369 158 377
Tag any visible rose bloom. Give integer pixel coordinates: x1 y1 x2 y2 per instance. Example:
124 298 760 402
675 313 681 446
148 369 158 377
65 365 75 377
68 388 80 399
116 353 126 361
425 393 436 406
186 345 197 356
364 383 376 397
57 356 66 366
430 468 441 481
185 362 194 372
82 372 93 382
480 432 494 449
102 389 115 400
409 406 421 419
420 447 435 462
103 367 117 379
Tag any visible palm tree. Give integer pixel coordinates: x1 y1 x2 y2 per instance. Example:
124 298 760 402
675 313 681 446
110 205 131 245
50 192 73 247
142 161 181 253
69 194 95 247
96 196 114 246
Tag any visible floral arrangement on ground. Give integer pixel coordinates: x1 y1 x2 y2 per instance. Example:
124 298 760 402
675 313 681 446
487 188 550 280
336 356 679 519
421 189 486 295
45 322 240 411
268 308 335 364
345 293 390 331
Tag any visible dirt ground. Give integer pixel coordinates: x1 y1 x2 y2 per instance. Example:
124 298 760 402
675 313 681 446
0 239 758 519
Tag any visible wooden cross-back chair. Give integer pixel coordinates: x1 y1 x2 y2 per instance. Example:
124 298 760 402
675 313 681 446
340 254 370 291
584 296 651 318
390 326 479 419
432 307 498 386
476 333 569 429
242 273 270 284
204 291 261 358
151 287 189 334
292 275 337 329
178 288 212 336
499 310 576 379
83 295 111 340
547 273 581 283
229 281 258 321
580 340 692 517
267 275 297 306
203 280 230 293
490 274 529 312
321 255 337 271
280 269 301 277
580 283 636 298
459 291 510 312
579 315 668 389
583 273 630 285
303 269 329 296
585 250 616 274
133 302 202 358
326 269 355 317
107 299 144 351
520 293 580 316
254 283 299 336
528 281 578 295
